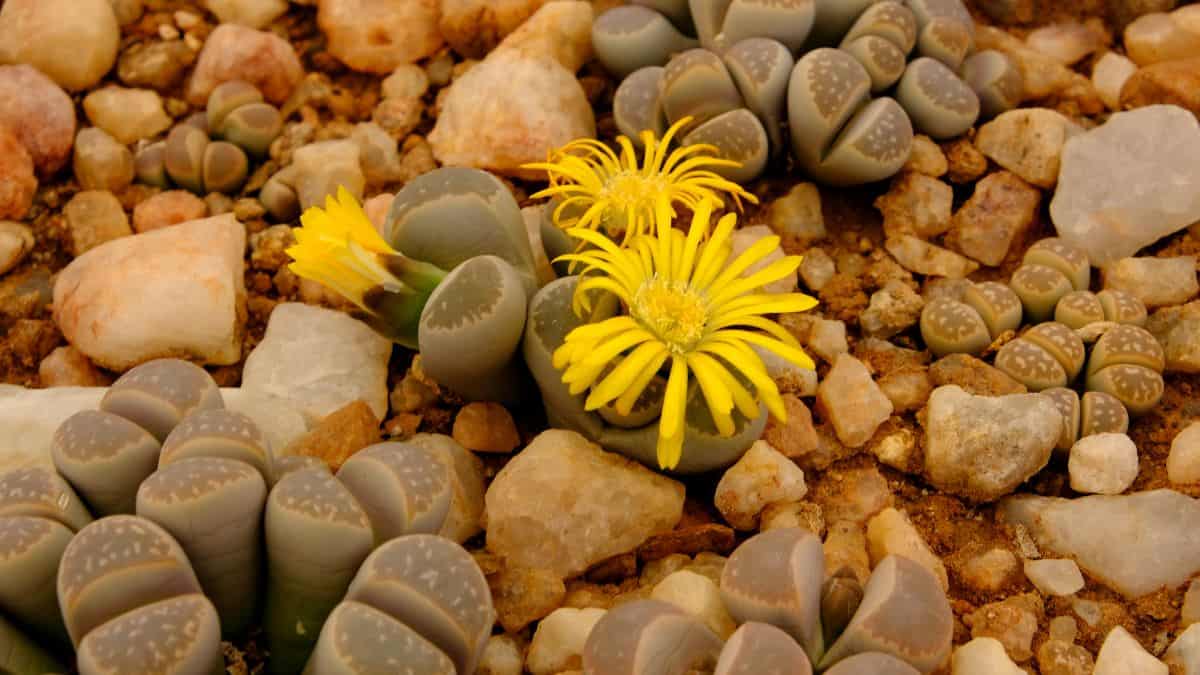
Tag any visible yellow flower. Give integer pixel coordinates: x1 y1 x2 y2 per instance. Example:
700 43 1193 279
523 117 757 245
552 197 818 470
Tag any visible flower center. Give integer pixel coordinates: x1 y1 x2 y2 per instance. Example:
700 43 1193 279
632 278 709 353
600 171 665 236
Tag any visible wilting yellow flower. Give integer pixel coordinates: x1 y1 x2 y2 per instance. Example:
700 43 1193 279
286 187 445 347
552 198 817 470
523 117 757 244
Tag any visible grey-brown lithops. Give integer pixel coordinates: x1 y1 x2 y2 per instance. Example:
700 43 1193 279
710 0 818 53
0 516 74 645
823 652 921 675
76 594 223 675
582 599 723 675
202 140 249 194
260 174 301 222
961 50 1023 118
839 2 916 91
723 37 794 152
1098 289 1148 327
1055 291 1107 330
661 48 745 128
1011 238 1091 322
592 5 698 79
163 123 210 194
1042 387 1082 451
995 322 1087 391
0 613 65 675
1085 324 1166 415
159 408 273 479
52 410 161 516
895 57 980 139
920 281 1022 357
0 466 93 532
822 567 864 647
1025 237 1092 290
1081 390 1130 436
682 108 769 182
271 454 328 484
206 80 265 131
100 358 224 442
613 66 667 143
715 622 813 675
632 0 693 31
218 102 283 158
264 467 374 675
305 601 456 675
1086 364 1165 416
137 457 267 636
335 442 452 544
343 535 495 675
720 528 824 658
818 555 953 672
57 515 202 647
134 140 169 188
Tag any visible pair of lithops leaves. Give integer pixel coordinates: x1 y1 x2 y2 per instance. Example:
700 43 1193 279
136 80 283 196
597 0 1022 185
582 528 952 674
0 358 494 674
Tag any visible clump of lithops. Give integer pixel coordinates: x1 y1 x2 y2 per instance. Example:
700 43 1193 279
994 321 1088 392
920 281 1023 357
593 0 1022 184
1009 238 1093 323
1043 387 1130 452
136 80 282 196
582 528 952 673
1055 288 1148 330
1084 323 1167 415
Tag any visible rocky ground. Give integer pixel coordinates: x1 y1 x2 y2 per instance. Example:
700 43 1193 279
3 0 1200 674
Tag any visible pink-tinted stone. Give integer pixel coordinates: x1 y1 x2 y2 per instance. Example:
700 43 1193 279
0 65 77 177
0 125 36 220
185 24 303 105
133 191 208 233
317 0 444 74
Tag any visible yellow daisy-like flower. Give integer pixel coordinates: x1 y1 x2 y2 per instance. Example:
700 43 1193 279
523 117 757 245
552 197 818 470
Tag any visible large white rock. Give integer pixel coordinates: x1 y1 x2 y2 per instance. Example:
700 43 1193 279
52 215 247 371
1094 626 1168 675
484 429 685 578
0 385 308 473
953 637 1025 675
1002 490 1200 598
241 302 392 423
1068 433 1139 495
1051 105 1200 266
0 0 120 91
1166 624 1200 675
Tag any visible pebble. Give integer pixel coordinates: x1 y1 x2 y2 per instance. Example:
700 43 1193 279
490 566 566 633
288 139 365 210
905 135 949 177
885 235 981 278
318 0 444 74
811 465 893 525
492 0 593 73
975 25 1102 110
761 501 825 535
1051 105 1200 266
372 96 424 140
37 346 110 387
768 182 826 244
452 402 521 453
807 318 849 363
477 635 523 675
878 367 934 412
82 87 171 145
1185 579 1200 625
763 394 819 459
1024 558 1086 596
1167 626 1200 675
875 172 953 240
866 507 950 591
1094 626 1168 675
968 594 1041 663
280 399 379 471
1093 52 1139 110
118 41 196 91
132 191 208 233
1169 422 1200 484
975 108 1079 189
526 608 605 675
64 190 132 257
714 440 808 531
110 0 145 26
53 215 246 370
73 128 134 192
0 65 76 176
961 548 1020 593
1147 302 1200 373
824 519 870 584
947 171 1041 267
650 570 736 639
860 280 924 339
0 127 36 220
945 137 989 184
1068 433 1139 495
439 0 553 58
924 386 1059 502
381 64 429 101
203 0 289 28
730 226 797 294
186 24 304 104
484 429 684 578
1026 20 1107 65
1002 489 1200 598
798 248 835 292
1124 10 1200 66
930 354 1028 396
0 221 33 275
1104 255 1199 308
953 637 1025 675
817 354 894 448
1038 638 1095 675
0 0 119 91
242 302 392 421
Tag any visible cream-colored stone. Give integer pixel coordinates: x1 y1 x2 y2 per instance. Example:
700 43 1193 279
866 507 950 591
0 0 119 91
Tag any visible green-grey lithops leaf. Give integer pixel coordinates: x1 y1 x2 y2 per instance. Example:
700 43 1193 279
76 594 223 675
818 555 952 672
614 66 668 145
633 0 695 33
962 50 1024 118
56 515 202 647
805 0 879 48
906 0 974 35
963 281 1023 339
137 457 267 637
181 111 210 134
264 467 374 675
681 108 769 182
841 1 918 54
1080 390 1130 436
335 442 452 544
582 599 724 675
202 140 249 194
0 614 65 675
920 297 991 357
823 652 921 675
1024 238 1091 292
159 408 273 479
721 528 825 659
305 601 456 675
1087 324 1165 376
52 410 161 516
261 177 301 223
0 516 74 646
895 57 979 139
1086 364 1164 416
723 37 793 151
818 96 913 186
715 622 813 675
1055 291 1106 330
343 535 495 675
689 0 734 50
219 102 283 158
660 48 745 128
994 337 1069 391
206 80 264 132
134 141 169 188
419 255 530 404
821 568 864 647
841 36 908 92
163 124 210 194
1010 264 1075 323
915 16 972 70
0 466 93 532
1098 289 1148 327
1042 387 1081 451
100 359 224 442
1023 322 1087 381
271 455 328 485
593 6 698 79
717 0 818 54
788 48 872 172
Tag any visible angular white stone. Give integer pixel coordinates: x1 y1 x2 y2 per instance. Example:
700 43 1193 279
82 87 171 144
1051 105 1200 266
53 215 247 371
242 302 392 423
1023 558 1085 596
1092 52 1138 111
1002 489 1200 598
1068 433 1138 495
817 354 893 448
1166 624 1200 675
1094 626 1167 675
1104 256 1198 308
714 440 807 531
526 608 606 675
953 637 1024 675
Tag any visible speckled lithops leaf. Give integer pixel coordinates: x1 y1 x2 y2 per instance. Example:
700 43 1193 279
1098 289 1148 327
100 359 224 442
163 125 209 194
823 652 921 675
682 108 769 182
962 50 1023 119
336 443 452 543
1023 322 1087 380
206 80 263 131
915 16 972 70
920 298 991 357
583 599 724 675
0 516 73 646
1010 263 1075 323
633 0 695 31
306 601 456 675
76 594 222 675
994 338 1069 391
0 466 93 532
159 408 273 479
787 49 871 170
1086 364 1164 415
840 1 917 54
1080 390 1130 436
715 622 813 675
841 36 907 92
1023 238 1091 292
689 0 734 49
818 96 913 186
52 410 161 517
1055 291 1106 330
895 57 979 139
614 66 668 144
1087 324 1166 375
1042 387 1081 451
718 0 817 53
593 6 698 79
723 37 793 151
963 281 1023 339
906 0 974 32
661 48 746 128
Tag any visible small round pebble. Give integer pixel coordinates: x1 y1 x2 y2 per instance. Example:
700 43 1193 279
1068 432 1138 495
1169 422 1200 485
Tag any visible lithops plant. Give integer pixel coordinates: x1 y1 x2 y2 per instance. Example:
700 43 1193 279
920 281 1022 357
715 621 814 675
0 465 94 532
1009 238 1092 323
994 321 1088 391
158 408 274 479
0 516 75 646
582 599 724 675
75 594 223 675
334 442 452 544
961 50 1023 118
1044 387 1132 452
51 410 161 516
1085 323 1166 415
99 358 224 442
1055 289 1147 330
824 653 921 675
303 601 456 675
